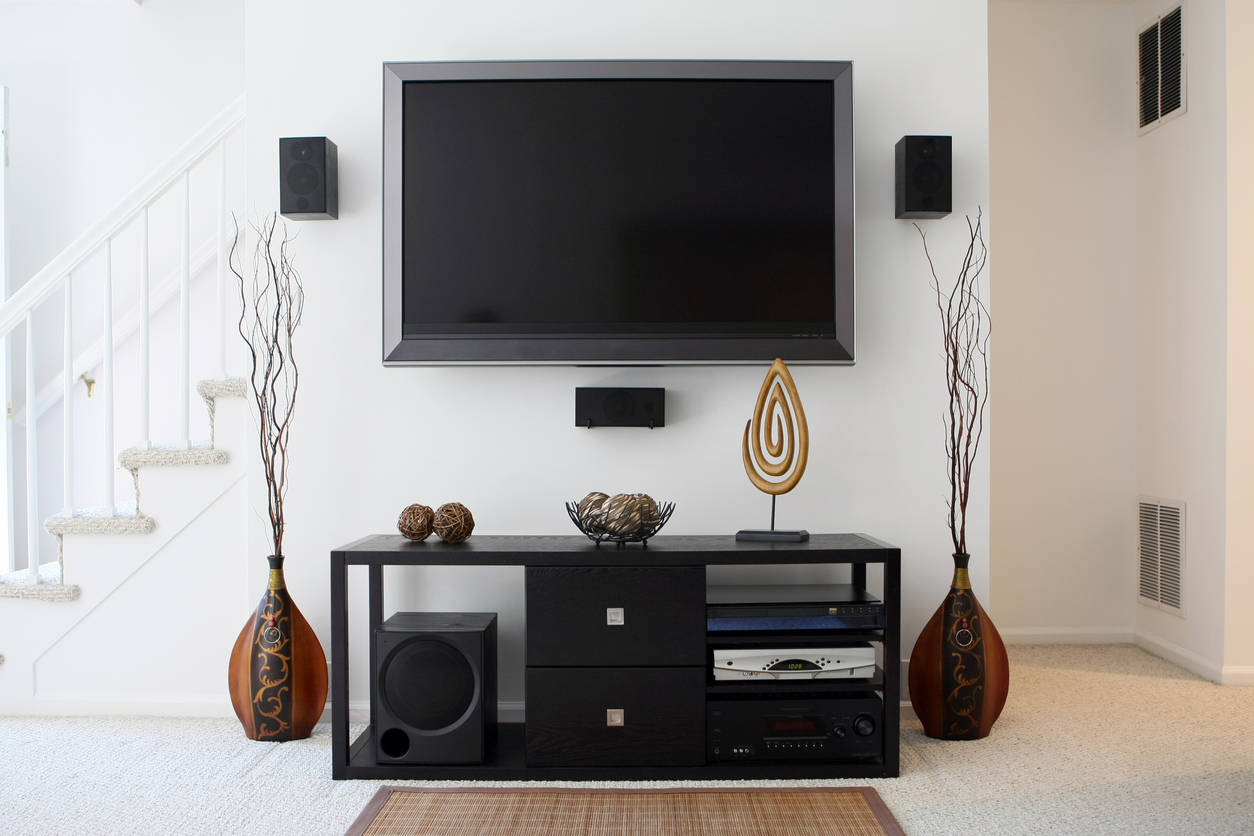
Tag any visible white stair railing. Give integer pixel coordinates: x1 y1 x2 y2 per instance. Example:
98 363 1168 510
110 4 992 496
0 93 245 584
23 312 36 583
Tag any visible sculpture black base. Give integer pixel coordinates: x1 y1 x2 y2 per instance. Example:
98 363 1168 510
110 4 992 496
735 529 810 542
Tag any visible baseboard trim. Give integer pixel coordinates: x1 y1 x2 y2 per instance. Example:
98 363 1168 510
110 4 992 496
1217 666 1254 686
998 627 1135 644
1133 629 1223 683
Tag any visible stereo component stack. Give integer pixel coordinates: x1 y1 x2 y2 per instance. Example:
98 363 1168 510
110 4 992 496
706 584 884 764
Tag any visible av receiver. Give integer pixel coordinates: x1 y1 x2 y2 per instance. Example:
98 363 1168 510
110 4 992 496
707 695 883 762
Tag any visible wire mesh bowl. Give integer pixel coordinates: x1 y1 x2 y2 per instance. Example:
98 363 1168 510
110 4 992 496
565 499 676 546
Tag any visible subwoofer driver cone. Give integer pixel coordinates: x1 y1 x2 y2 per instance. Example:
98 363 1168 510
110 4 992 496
381 638 479 733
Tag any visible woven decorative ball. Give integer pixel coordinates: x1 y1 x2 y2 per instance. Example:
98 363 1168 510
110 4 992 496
602 493 644 537
634 494 660 528
433 502 475 543
397 504 435 541
577 492 610 533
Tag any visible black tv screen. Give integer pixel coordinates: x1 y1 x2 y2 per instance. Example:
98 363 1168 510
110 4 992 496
383 61 854 364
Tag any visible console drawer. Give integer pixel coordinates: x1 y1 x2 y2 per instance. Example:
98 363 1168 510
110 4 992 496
525 565 705 666
525 667 705 766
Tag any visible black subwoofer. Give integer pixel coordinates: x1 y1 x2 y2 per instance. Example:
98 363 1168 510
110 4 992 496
895 135 951 219
279 136 338 220
374 612 497 764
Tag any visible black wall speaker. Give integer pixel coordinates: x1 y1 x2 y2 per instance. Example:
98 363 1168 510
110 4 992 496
575 387 665 428
895 136 951 219
374 612 497 764
279 137 338 220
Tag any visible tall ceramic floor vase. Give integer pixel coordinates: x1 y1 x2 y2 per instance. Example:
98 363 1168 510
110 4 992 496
229 555 328 741
909 552 1009 740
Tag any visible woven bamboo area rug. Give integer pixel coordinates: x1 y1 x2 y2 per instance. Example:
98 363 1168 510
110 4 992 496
344 786 905 836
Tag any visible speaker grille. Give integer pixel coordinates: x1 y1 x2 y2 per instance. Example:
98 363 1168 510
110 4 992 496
1138 497 1185 616
383 639 477 731
286 163 320 196
911 159 944 195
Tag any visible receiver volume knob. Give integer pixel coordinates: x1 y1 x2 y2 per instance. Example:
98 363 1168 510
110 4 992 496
854 715 876 737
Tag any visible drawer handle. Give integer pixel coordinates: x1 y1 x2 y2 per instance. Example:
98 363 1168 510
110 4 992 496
606 709 625 727
606 607 625 626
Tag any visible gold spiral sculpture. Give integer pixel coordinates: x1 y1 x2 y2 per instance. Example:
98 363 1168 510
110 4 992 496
742 358 809 495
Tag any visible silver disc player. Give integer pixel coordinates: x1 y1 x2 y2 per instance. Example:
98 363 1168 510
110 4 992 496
713 646 876 680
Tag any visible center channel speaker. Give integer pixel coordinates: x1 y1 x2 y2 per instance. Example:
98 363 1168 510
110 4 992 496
279 137 338 220
575 387 665 428
374 612 497 764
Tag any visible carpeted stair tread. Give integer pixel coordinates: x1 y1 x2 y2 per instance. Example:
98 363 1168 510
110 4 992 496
118 442 228 469
44 501 155 536
0 561 81 601
195 378 248 400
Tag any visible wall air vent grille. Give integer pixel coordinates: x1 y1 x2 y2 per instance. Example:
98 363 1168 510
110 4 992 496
1138 496 1185 617
1139 6 1186 134
1138 25 1160 127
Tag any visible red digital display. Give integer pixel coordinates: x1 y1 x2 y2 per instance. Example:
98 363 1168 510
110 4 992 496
764 715 826 738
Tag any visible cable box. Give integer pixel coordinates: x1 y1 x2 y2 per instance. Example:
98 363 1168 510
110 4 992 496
713 645 877 680
707 584 884 632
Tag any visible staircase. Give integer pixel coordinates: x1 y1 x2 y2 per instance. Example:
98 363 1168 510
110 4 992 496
0 96 253 716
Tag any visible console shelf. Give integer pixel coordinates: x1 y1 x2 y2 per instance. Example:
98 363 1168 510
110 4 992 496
330 533 900 780
706 667 885 696
347 723 890 781
707 630 885 646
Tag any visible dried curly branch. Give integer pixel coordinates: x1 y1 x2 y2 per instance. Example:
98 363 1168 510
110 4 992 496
230 213 304 558
917 210 990 555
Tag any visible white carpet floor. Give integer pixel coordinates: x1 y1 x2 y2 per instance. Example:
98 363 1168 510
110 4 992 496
2 644 1252 835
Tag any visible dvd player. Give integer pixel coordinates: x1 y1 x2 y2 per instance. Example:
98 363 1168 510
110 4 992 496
707 584 884 632
713 646 877 680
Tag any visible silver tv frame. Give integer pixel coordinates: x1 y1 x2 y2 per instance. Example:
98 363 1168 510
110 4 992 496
382 60 855 366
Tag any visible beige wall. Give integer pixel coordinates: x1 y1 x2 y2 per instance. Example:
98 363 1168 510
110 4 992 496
1134 0 1230 679
992 0 1254 683
1224 0 1254 679
988 2 1138 641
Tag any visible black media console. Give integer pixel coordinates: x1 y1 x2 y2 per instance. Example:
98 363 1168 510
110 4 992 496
330 534 900 780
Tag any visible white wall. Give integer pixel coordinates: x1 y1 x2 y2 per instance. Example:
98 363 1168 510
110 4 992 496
0 0 244 289
0 0 246 570
27 398 249 714
1223 0 1254 680
242 0 991 711
988 2 1138 643
1134 0 1230 680
0 395 250 715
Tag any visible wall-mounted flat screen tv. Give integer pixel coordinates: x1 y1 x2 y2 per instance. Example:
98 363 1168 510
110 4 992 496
383 60 854 365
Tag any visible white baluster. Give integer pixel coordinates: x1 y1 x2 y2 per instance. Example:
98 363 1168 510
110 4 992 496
102 240 114 517
61 275 73 518
216 142 228 380
138 206 150 450
178 171 190 450
25 312 38 583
